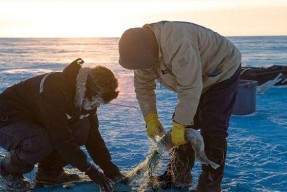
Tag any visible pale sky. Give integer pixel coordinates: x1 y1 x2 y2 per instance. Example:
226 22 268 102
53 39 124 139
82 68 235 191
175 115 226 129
0 0 286 37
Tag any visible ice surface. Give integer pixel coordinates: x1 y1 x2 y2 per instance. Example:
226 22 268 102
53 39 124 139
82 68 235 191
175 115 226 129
0 37 286 191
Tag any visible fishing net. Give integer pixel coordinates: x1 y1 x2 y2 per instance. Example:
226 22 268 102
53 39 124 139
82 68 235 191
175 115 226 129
123 134 182 191
123 129 220 191
0 129 219 191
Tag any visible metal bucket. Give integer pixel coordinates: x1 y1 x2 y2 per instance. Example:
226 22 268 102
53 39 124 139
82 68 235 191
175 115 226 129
232 80 257 115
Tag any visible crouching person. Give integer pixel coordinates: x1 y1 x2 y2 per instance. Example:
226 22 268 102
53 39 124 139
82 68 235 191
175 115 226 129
0 58 124 191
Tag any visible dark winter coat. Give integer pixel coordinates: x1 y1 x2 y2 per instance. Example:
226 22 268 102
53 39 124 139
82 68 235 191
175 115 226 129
0 59 119 174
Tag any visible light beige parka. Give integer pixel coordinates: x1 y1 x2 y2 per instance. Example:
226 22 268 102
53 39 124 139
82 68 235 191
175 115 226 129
134 21 241 126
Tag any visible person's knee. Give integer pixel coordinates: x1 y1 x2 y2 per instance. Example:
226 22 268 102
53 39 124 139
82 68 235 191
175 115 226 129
20 129 52 154
17 128 53 165
200 111 229 138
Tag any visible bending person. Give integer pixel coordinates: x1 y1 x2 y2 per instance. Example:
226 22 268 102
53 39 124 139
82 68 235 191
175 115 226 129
118 21 241 191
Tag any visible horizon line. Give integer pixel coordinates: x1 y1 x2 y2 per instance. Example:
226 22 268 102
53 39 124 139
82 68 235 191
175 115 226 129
0 35 287 39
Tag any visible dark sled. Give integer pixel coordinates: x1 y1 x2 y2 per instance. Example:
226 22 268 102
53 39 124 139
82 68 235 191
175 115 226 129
240 65 287 86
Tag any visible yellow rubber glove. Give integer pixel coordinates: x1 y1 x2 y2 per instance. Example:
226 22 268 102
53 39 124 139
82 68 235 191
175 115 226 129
171 122 188 146
144 113 164 139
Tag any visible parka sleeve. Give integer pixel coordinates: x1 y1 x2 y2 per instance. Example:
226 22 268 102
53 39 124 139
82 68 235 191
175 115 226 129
171 38 203 126
134 69 158 117
85 113 120 176
39 85 91 172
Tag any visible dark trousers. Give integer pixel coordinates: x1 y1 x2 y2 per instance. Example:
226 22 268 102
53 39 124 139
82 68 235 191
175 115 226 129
194 67 241 141
196 67 240 181
0 118 90 166
175 66 240 184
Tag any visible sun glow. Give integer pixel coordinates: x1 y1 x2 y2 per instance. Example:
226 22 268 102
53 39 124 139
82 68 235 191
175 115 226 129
0 0 287 37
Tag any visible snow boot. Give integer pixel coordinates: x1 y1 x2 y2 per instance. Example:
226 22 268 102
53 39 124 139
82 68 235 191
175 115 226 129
196 143 227 192
158 142 195 189
0 150 33 190
36 167 81 185
35 151 80 185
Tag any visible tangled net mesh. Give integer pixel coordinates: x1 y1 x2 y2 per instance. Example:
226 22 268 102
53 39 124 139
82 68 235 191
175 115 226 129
124 129 220 191
124 134 193 191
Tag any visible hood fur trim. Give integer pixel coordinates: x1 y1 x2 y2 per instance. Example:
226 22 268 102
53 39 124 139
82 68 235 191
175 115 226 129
75 67 91 108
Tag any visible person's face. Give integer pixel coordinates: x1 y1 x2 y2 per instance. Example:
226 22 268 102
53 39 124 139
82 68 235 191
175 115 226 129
82 96 104 110
82 75 105 110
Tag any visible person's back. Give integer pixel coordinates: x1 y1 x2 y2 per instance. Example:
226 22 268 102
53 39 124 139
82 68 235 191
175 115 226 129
0 73 57 124
144 21 241 91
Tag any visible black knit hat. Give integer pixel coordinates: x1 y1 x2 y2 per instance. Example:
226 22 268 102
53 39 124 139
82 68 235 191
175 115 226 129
118 27 159 70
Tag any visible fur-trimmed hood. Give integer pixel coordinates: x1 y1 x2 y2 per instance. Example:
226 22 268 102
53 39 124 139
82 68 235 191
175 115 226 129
62 58 91 108
74 67 91 108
